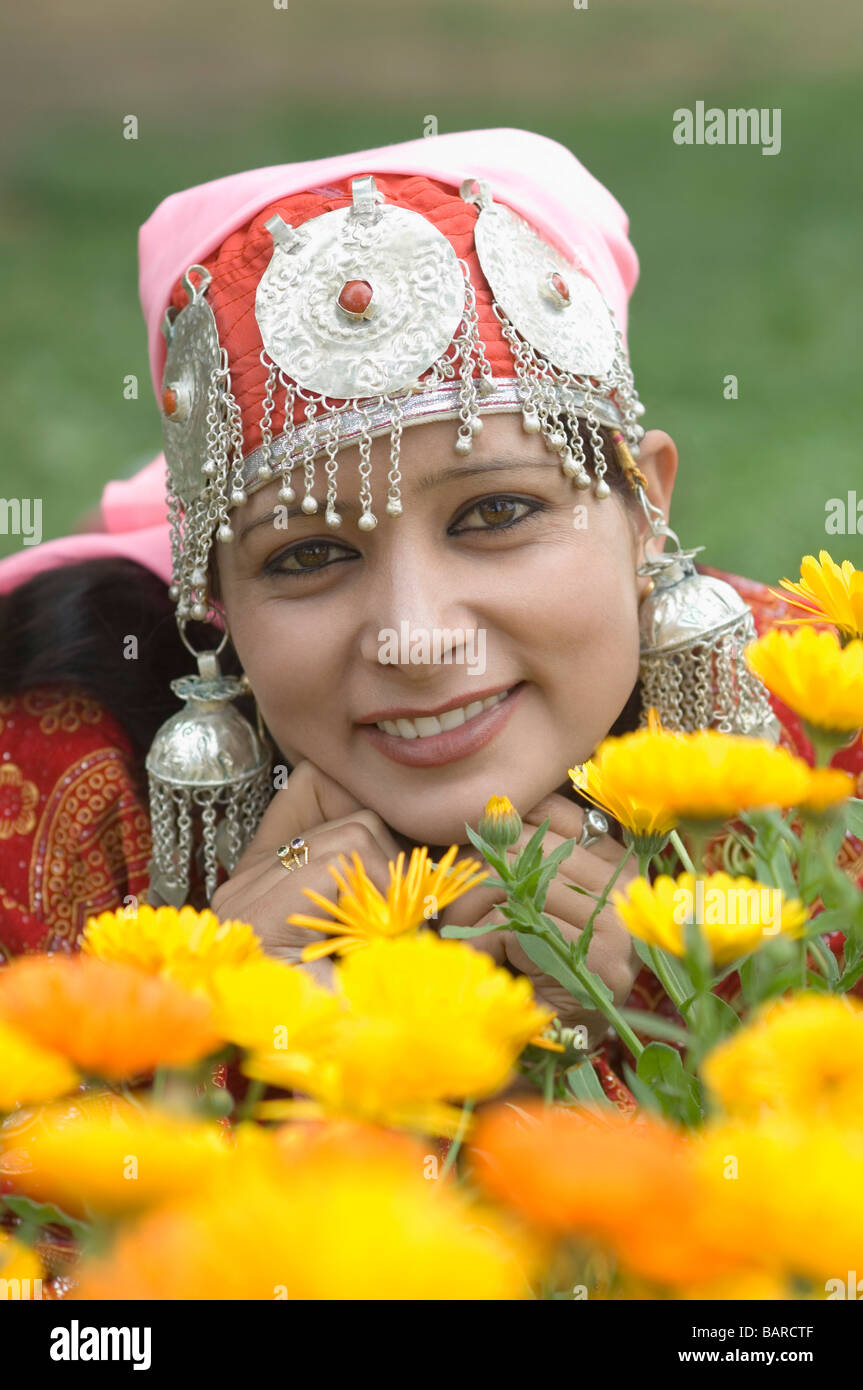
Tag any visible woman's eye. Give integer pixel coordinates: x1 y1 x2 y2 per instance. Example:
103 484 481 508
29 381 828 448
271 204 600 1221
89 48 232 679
450 495 544 533
264 540 354 577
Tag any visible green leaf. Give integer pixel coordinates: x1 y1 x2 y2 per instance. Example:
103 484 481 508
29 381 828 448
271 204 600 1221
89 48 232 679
512 930 598 1011
463 826 510 878
439 921 503 940
616 1008 691 1046
633 938 694 1001
2 1195 91 1239
636 1041 703 1125
846 799 863 838
622 1061 666 1116
513 819 550 880
565 1060 613 1109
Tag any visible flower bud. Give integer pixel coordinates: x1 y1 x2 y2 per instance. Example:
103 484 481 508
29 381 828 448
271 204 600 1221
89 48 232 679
477 795 522 850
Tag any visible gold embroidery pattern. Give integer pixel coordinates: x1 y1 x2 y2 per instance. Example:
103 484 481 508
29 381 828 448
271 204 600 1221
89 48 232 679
30 751 152 948
0 763 39 839
21 689 103 737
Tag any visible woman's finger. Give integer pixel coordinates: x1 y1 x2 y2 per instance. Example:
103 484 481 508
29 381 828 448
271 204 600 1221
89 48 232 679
522 791 623 865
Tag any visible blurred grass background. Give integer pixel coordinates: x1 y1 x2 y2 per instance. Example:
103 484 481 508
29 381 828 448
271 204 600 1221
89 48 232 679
1 0 861 580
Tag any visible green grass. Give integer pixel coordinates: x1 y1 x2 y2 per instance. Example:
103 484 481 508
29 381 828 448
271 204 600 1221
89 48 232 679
1 75 861 582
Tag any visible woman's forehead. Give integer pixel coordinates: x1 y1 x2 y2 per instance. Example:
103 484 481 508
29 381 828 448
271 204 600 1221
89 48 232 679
237 412 559 529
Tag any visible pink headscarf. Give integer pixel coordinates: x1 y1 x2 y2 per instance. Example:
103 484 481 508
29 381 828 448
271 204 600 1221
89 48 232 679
0 128 638 595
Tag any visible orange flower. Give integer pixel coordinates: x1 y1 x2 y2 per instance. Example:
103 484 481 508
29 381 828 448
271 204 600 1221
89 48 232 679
0 955 220 1080
469 1100 754 1288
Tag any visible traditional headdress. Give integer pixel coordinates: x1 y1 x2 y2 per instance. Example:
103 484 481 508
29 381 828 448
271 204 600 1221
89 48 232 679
0 130 778 904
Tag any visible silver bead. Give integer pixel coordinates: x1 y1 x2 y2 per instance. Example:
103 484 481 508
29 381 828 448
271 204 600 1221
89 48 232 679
190 601 207 620
230 488 247 507
548 430 566 450
217 523 234 543
522 409 541 434
190 568 207 588
594 479 611 499
357 511 377 531
168 583 180 601
301 495 319 514
385 498 403 517
470 415 483 435
201 460 217 477
325 509 342 528
257 463 274 482
277 484 296 504
454 435 473 456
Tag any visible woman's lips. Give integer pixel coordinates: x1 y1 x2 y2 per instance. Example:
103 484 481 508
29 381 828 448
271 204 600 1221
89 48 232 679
357 682 526 767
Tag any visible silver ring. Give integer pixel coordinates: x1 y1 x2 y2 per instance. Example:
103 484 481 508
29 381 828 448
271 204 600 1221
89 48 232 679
276 836 310 872
577 810 609 850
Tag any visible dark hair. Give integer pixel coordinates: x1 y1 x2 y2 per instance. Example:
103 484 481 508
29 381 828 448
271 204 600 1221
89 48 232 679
0 558 243 795
0 423 642 789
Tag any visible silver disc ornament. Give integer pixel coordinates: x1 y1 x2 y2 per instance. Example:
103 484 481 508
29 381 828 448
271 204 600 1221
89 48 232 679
255 178 467 399
160 266 221 504
472 199 617 377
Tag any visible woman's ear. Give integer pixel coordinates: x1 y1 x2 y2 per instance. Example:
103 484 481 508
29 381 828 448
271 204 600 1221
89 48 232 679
631 429 679 595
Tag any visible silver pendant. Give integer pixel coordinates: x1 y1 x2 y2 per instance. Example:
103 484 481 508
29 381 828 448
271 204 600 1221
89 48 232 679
160 266 221 505
470 194 617 378
255 176 466 399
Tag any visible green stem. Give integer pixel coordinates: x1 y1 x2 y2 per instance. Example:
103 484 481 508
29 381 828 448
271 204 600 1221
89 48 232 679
669 829 697 875
539 925 645 1058
440 1098 475 1178
646 944 692 1018
542 1051 557 1105
238 1077 265 1123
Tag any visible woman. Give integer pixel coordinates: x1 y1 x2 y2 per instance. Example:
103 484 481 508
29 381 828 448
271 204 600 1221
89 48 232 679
1 129 860 1089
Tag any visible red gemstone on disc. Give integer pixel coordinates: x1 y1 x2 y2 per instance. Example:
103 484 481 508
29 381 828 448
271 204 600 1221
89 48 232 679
162 386 178 416
550 272 570 302
338 279 373 316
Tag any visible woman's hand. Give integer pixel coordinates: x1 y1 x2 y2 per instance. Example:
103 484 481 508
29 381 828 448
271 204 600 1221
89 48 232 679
209 760 404 983
435 792 639 1045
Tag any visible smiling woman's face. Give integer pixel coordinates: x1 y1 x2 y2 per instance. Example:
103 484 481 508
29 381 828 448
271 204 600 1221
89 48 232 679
215 412 675 847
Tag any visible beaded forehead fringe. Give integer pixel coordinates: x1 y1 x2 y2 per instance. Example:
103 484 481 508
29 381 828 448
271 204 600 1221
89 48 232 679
160 176 646 630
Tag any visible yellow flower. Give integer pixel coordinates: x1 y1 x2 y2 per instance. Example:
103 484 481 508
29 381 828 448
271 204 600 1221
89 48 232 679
575 718 850 823
287 843 488 961
0 1095 244 1218
694 1116 863 1283
0 1231 42 1294
611 872 808 965
477 794 523 849
82 904 264 985
701 993 863 1126
0 955 220 1081
0 1017 79 1112
775 550 863 641
74 1122 537 1300
205 956 342 1056
745 627 863 734
248 932 554 1136
569 753 676 841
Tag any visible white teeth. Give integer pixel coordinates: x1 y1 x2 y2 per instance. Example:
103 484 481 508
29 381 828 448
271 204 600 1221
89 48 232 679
438 707 465 732
376 688 511 739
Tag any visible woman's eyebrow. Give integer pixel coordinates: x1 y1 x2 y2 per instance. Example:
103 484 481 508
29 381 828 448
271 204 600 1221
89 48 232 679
238 458 558 541
415 457 559 494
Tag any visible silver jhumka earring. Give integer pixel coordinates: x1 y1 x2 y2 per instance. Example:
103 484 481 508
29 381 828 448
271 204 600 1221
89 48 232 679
635 486 779 739
146 268 271 907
